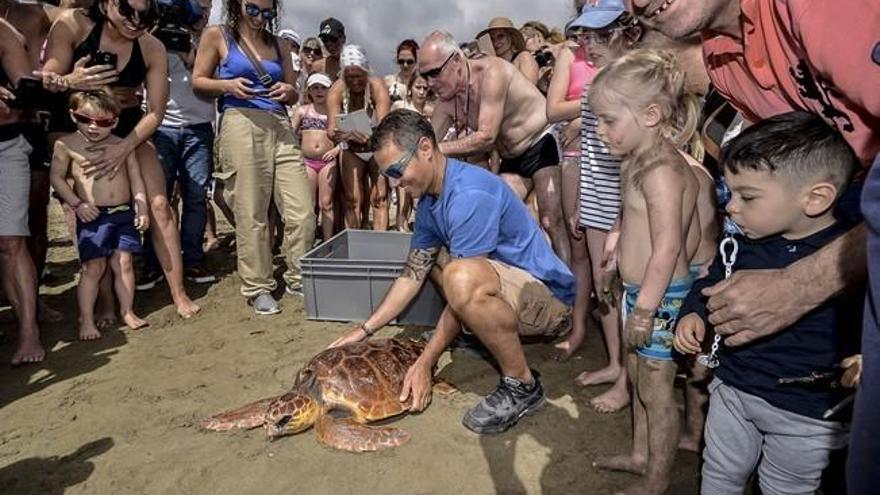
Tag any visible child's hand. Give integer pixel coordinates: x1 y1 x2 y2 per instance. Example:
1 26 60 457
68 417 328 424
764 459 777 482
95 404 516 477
322 145 341 162
624 307 654 349
597 251 620 307
134 209 149 232
841 354 863 388
674 313 706 355
75 202 100 223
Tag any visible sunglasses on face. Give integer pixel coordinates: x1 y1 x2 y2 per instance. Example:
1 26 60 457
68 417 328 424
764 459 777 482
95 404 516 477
114 0 157 29
382 145 417 180
244 2 275 21
420 52 455 80
71 111 118 128
302 46 322 56
397 59 416 66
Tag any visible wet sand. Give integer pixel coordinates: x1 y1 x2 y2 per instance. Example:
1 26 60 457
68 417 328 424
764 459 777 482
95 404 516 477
0 203 701 494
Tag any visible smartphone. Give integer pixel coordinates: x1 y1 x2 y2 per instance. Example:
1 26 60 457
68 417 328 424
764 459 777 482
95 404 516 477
87 51 118 68
8 77 55 110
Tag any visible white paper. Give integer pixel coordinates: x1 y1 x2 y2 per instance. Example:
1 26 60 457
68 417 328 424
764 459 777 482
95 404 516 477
336 109 373 136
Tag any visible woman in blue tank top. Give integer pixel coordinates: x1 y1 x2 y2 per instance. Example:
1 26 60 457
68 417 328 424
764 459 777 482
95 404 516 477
192 0 314 315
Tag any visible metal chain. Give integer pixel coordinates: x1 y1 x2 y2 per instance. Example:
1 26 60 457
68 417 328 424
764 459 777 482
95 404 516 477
697 236 739 369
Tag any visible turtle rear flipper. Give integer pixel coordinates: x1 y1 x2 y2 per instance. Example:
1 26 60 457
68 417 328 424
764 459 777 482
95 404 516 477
200 396 282 431
315 414 411 452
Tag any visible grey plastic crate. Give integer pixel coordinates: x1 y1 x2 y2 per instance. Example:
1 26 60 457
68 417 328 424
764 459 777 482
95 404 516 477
301 230 445 326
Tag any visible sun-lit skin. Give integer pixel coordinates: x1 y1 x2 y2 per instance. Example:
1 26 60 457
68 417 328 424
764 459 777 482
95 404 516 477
410 77 428 108
419 49 464 103
106 0 152 40
489 30 513 59
590 93 654 159
343 66 368 94
397 48 417 80
70 102 117 143
374 137 435 200
623 0 741 40
240 0 273 31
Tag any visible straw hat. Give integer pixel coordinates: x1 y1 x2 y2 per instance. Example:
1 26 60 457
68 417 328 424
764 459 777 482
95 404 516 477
476 17 526 52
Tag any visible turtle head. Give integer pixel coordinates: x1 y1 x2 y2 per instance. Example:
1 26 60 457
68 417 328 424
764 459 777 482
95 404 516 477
264 391 320 438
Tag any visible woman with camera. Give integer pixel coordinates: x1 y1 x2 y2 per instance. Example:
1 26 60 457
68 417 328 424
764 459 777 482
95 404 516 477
40 0 201 319
192 0 314 315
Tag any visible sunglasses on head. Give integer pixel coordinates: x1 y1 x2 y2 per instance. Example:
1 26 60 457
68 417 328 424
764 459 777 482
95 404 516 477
397 59 416 66
71 111 118 128
244 2 275 20
114 0 157 29
419 52 455 80
382 145 417 180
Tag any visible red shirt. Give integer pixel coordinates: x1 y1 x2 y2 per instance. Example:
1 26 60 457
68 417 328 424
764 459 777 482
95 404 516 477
702 0 880 167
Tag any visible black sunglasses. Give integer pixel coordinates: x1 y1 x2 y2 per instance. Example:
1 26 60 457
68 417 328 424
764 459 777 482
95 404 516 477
302 46 322 56
397 59 416 66
114 0 158 29
244 2 275 20
420 52 455 80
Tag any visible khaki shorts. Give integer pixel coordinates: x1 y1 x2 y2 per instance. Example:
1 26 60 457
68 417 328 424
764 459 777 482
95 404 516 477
486 259 572 337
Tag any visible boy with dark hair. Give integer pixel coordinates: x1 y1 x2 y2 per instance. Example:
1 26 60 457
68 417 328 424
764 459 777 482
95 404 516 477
50 89 149 340
674 111 862 495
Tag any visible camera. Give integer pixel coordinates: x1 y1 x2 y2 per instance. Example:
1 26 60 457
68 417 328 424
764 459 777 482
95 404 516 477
154 0 204 52
534 49 555 69
8 77 55 111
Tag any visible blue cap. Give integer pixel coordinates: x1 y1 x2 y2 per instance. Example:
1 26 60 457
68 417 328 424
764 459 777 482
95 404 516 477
566 0 626 32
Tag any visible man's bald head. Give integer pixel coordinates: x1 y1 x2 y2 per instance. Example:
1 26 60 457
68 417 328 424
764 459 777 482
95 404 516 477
420 31 459 68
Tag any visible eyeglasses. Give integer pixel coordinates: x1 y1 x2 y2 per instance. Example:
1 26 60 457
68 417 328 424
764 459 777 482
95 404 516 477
302 46 322 56
419 52 455 80
382 145 417 179
397 59 416 66
244 2 276 21
114 0 157 29
71 112 118 128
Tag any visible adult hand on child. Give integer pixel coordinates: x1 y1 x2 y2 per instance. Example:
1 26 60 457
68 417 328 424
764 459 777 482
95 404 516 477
624 307 654 348
74 202 100 223
84 141 133 180
673 313 705 355
841 354 863 388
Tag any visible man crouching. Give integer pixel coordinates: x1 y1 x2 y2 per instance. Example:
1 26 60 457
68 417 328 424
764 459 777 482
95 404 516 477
329 109 575 434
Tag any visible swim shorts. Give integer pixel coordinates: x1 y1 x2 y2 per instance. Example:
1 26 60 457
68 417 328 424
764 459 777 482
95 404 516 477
0 131 32 236
76 204 143 262
623 277 693 361
499 132 560 179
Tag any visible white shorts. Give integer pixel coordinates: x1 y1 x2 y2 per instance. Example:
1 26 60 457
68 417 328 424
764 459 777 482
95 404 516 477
0 135 33 236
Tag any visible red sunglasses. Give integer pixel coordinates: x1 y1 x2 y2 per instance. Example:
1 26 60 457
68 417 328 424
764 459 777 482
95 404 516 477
71 111 118 128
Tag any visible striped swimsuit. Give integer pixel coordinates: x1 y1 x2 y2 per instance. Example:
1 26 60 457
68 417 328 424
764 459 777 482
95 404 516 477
578 87 621 232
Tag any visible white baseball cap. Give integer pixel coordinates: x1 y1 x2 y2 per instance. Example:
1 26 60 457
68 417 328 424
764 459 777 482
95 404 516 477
278 29 302 47
306 73 332 88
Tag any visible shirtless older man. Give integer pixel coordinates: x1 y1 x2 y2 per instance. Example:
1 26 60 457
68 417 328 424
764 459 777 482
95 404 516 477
419 31 570 264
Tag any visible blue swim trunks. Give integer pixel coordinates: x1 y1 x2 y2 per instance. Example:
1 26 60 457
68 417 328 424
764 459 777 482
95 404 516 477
623 277 693 361
76 204 142 262
689 263 704 280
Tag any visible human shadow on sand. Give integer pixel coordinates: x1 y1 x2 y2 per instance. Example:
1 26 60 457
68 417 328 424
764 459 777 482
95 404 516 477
0 437 113 495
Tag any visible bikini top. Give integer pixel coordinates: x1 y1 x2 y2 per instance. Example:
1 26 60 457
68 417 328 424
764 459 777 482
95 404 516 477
72 20 146 88
300 105 328 131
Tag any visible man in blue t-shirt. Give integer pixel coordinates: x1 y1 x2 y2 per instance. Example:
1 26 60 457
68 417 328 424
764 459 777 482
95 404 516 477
329 110 575 434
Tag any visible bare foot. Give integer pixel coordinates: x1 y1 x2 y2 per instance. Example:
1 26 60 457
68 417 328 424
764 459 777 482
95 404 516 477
593 454 647 475
79 320 102 341
37 300 64 323
96 311 117 330
590 385 631 414
575 365 621 387
11 337 45 366
122 313 149 330
175 297 201 319
677 434 701 453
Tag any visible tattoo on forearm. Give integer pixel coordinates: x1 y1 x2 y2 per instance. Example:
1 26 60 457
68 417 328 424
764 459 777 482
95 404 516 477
402 248 440 282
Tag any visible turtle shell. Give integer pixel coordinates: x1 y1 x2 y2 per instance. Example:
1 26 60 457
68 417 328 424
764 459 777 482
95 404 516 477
297 339 426 422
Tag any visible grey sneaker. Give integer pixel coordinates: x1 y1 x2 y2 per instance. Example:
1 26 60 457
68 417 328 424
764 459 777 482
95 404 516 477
462 371 545 434
249 293 281 315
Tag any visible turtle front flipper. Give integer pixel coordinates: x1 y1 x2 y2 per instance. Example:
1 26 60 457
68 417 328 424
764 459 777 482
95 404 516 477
200 396 283 431
315 414 411 453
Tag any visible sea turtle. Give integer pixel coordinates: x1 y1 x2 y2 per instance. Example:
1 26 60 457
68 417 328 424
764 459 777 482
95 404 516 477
200 338 428 453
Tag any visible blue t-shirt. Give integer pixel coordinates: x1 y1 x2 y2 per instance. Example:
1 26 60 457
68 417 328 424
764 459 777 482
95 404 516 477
411 159 575 305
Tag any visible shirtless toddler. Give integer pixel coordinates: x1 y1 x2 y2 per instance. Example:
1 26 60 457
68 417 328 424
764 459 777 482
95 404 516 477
49 89 149 339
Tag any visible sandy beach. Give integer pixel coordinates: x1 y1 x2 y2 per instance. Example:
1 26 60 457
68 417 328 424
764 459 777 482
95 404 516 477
0 203 702 495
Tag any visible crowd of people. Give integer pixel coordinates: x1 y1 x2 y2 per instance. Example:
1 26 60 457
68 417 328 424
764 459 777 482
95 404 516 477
1 0 878 492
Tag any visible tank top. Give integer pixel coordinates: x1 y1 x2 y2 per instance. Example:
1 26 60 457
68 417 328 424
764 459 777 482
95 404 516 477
217 28 285 114
72 20 146 88
300 104 327 131
567 46 596 102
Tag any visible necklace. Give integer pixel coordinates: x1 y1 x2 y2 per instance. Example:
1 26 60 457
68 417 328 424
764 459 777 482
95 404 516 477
452 61 471 136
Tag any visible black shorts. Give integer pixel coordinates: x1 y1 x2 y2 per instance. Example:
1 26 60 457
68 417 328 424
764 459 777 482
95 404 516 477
499 132 559 179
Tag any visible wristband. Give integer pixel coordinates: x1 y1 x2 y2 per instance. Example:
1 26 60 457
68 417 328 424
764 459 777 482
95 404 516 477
359 322 375 337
